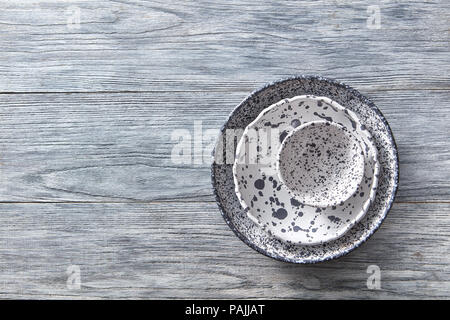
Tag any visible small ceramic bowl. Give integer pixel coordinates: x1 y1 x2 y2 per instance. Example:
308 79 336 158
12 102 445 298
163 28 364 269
277 120 365 208
233 95 379 245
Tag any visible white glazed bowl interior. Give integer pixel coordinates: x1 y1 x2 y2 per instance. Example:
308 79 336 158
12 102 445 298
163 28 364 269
277 120 365 208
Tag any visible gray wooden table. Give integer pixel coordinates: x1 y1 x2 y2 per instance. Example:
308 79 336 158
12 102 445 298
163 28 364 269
0 0 449 299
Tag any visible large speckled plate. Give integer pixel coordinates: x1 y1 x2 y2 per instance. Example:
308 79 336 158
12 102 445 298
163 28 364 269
211 76 399 263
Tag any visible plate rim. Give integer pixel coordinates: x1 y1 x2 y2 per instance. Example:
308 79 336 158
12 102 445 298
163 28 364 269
211 75 399 264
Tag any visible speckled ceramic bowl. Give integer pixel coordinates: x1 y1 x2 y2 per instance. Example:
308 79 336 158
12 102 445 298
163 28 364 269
277 120 365 208
211 76 398 263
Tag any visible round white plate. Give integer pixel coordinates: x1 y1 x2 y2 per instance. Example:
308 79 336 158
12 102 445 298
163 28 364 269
233 95 379 245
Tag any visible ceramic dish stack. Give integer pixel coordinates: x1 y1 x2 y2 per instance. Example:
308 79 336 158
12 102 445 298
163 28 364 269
212 76 398 263
233 95 380 246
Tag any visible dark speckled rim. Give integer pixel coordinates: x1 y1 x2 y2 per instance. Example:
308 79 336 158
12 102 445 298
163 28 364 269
211 75 399 264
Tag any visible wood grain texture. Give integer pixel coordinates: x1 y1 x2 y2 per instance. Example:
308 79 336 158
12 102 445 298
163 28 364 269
0 89 448 202
0 0 449 299
0 0 449 92
0 202 448 299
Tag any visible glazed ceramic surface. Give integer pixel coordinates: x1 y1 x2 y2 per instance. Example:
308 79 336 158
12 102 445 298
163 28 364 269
211 76 398 263
278 121 365 207
233 95 379 245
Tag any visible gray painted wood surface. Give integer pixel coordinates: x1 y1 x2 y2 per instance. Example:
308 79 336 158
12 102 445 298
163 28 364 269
0 0 449 299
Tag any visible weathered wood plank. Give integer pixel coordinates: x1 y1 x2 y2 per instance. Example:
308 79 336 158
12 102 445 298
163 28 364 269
0 0 448 92
0 202 448 299
0 0 449 300
0 89 448 202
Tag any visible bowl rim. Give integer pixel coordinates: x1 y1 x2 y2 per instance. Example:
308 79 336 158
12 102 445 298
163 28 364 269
276 120 366 210
211 75 399 264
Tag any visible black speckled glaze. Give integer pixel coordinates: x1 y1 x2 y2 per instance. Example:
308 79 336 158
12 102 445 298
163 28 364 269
233 96 379 245
278 121 365 208
211 75 399 264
